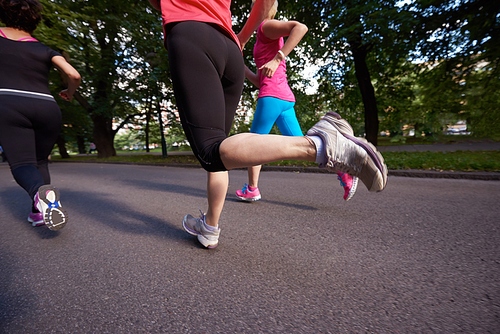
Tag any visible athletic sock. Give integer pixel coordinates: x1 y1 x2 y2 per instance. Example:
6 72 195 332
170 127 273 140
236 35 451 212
248 185 258 191
306 135 326 165
203 219 219 231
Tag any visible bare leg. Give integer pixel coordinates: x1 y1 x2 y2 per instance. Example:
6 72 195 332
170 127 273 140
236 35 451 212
248 165 262 188
220 133 316 170
206 134 315 227
206 171 228 227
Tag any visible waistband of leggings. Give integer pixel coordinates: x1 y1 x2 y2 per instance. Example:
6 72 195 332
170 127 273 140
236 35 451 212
0 88 55 101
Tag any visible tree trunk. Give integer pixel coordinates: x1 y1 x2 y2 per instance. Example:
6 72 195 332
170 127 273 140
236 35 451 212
56 135 70 159
92 114 116 158
351 48 379 146
347 26 379 146
145 94 152 153
76 135 86 154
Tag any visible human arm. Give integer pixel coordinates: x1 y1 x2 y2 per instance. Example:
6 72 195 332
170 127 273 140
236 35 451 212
258 20 308 78
245 65 260 88
237 0 276 50
147 0 161 11
51 55 81 102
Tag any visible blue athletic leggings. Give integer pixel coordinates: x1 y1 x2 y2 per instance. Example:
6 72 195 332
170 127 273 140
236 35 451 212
250 97 303 136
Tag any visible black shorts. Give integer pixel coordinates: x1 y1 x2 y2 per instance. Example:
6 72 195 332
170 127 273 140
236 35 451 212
166 21 245 172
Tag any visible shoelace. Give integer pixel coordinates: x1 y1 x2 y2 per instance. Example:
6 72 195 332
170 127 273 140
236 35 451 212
331 161 352 174
337 174 347 187
241 183 252 194
48 201 60 209
197 208 205 222
330 134 365 174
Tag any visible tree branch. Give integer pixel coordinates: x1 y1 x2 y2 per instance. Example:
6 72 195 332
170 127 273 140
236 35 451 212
112 113 144 135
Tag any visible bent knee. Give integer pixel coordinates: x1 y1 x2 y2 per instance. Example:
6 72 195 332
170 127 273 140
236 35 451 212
195 142 227 172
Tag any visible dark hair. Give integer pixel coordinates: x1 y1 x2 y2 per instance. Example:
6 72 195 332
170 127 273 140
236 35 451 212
0 0 43 34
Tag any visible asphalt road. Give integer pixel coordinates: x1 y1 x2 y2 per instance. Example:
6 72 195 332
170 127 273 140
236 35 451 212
1 162 499 333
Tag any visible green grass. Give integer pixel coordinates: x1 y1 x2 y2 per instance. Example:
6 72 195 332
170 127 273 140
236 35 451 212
53 154 200 165
51 150 500 172
377 134 499 146
381 151 500 172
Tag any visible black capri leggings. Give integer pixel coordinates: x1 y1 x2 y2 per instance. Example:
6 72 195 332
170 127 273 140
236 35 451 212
166 21 245 172
0 94 61 199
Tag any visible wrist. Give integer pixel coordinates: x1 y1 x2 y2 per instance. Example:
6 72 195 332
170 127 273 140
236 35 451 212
277 50 285 60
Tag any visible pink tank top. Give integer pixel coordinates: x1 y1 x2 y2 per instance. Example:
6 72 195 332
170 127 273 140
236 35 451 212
160 0 240 49
253 22 295 102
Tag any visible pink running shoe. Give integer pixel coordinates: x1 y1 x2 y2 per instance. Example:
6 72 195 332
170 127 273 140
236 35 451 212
235 184 261 202
337 173 358 201
27 212 44 227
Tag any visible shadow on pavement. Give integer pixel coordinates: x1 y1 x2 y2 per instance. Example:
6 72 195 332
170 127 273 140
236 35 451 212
64 189 188 243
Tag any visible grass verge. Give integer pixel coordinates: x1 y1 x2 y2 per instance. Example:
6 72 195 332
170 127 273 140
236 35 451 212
52 150 500 172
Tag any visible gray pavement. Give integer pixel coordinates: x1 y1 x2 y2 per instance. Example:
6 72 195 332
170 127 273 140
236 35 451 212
0 162 499 333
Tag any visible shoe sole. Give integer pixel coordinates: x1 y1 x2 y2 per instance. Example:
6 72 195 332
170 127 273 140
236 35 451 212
345 176 358 201
37 185 68 231
236 194 261 202
182 215 219 249
321 112 388 192
27 216 45 227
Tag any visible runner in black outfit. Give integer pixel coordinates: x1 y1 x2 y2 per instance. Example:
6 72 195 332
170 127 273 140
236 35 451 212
0 0 81 230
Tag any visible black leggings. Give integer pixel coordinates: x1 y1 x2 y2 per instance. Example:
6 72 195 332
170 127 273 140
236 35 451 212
166 21 245 172
0 94 61 201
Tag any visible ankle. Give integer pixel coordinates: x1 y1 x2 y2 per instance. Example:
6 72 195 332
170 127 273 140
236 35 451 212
306 135 325 164
204 215 219 229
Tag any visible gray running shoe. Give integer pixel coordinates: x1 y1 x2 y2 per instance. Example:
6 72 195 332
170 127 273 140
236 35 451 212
183 211 220 249
307 112 388 192
34 185 68 231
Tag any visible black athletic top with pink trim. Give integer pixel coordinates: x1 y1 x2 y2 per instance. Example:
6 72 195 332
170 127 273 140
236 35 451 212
0 28 61 96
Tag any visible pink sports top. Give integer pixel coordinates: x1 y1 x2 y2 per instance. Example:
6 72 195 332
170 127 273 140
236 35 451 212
160 0 240 49
253 22 295 102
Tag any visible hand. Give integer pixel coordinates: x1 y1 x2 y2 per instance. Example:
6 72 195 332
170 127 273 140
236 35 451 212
59 89 73 102
258 58 280 78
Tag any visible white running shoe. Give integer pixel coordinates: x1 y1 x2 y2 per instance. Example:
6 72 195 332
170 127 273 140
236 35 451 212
183 211 220 249
307 112 388 192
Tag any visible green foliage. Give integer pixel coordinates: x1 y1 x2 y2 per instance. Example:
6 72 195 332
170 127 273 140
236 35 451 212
36 0 171 155
463 64 500 137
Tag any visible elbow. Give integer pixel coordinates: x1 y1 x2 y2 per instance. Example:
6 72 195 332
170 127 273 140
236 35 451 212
300 23 308 35
69 71 81 85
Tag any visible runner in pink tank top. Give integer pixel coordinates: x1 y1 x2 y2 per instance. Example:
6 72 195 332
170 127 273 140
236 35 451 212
236 1 359 202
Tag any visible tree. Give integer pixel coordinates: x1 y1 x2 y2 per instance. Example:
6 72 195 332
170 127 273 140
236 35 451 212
410 0 500 137
37 0 170 158
279 0 419 145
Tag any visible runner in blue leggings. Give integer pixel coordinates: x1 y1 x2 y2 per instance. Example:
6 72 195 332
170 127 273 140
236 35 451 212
236 1 358 202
